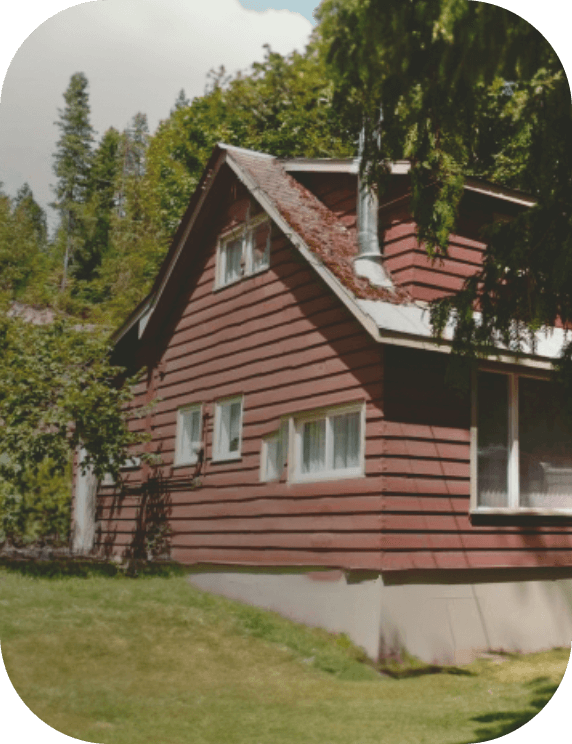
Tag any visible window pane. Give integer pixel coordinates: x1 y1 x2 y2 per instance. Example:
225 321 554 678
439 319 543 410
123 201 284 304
229 401 242 453
519 378 572 509
180 408 201 461
302 419 326 474
223 239 242 284
251 221 270 272
332 411 360 470
477 372 509 507
265 435 280 481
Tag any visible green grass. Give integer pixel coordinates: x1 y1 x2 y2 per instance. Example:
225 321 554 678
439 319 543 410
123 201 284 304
0 563 568 744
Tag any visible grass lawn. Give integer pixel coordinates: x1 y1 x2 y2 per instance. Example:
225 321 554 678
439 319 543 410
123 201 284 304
0 561 568 744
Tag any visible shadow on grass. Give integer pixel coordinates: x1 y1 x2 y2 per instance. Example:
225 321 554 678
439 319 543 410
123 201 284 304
458 676 559 743
0 556 187 579
380 664 474 679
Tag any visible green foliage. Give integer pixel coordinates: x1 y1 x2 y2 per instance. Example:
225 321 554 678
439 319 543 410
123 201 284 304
0 187 46 300
13 184 48 246
74 127 122 286
317 0 572 360
142 46 353 237
0 460 71 547
0 314 147 491
79 47 352 327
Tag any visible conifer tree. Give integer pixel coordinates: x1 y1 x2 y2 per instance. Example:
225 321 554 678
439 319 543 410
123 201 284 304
317 0 571 366
172 88 190 112
75 127 121 284
52 72 94 290
0 185 46 298
14 184 47 247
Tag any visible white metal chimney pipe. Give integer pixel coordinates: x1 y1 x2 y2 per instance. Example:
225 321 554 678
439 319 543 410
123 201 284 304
353 128 394 289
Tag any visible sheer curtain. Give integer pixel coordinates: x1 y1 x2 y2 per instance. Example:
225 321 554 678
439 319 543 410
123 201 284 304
477 372 509 507
519 377 572 508
224 238 242 284
302 419 326 474
180 408 200 460
332 412 360 469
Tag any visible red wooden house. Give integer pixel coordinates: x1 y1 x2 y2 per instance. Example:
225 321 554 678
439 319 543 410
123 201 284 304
73 143 572 664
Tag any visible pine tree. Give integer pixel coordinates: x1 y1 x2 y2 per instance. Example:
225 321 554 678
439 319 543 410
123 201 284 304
117 113 149 220
172 88 190 112
14 184 47 247
52 72 94 291
75 127 121 284
0 184 46 298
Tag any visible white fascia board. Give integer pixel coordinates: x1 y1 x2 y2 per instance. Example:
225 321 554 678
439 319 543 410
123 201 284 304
223 155 383 345
113 297 154 344
388 161 412 175
135 152 227 338
283 159 358 174
138 302 154 338
464 178 537 207
217 142 275 160
357 299 567 369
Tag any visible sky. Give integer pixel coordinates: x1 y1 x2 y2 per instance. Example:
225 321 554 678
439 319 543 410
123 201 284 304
0 0 318 228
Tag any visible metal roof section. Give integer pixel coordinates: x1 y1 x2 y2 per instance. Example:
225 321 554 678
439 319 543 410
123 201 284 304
357 299 567 367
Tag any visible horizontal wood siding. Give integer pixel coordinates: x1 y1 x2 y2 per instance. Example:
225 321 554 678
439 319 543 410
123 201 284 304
94 172 569 575
96 178 384 569
381 346 572 570
380 199 486 302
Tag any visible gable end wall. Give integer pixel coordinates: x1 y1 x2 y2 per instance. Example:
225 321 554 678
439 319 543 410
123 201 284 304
96 180 386 570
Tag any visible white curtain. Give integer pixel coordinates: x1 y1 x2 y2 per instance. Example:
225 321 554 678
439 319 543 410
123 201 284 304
332 412 360 470
302 419 326 474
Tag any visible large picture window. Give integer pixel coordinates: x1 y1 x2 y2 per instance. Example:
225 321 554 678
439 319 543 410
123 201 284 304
475 371 572 512
292 404 364 482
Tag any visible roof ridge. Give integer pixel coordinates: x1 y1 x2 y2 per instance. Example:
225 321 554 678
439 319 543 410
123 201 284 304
217 143 276 160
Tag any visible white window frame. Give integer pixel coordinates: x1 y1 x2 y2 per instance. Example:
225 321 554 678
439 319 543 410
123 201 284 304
101 455 141 485
175 404 203 467
289 402 365 483
260 421 288 482
216 215 270 289
471 367 572 516
213 396 244 462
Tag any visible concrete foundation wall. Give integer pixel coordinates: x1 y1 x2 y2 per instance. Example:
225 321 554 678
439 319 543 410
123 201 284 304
188 567 572 665
189 568 383 660
380 569 572 664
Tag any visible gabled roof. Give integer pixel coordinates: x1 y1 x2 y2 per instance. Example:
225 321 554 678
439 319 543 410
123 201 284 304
113 143 556 369
113 143 408 347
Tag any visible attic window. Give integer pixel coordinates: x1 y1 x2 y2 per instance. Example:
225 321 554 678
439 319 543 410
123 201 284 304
216 216 270 288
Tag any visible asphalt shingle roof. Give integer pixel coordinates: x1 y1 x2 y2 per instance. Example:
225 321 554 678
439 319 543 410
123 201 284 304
225 146 410 304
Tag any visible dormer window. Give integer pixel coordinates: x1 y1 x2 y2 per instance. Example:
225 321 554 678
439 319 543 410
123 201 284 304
216 216 270 288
